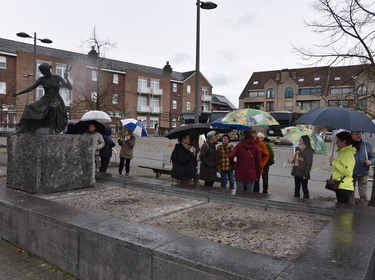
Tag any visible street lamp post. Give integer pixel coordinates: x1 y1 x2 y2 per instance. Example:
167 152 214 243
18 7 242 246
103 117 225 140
16 32 52 96
194 1 217 124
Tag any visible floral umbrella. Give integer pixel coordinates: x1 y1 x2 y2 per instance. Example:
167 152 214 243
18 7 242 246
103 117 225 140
281 126 326 155
220 109 279 128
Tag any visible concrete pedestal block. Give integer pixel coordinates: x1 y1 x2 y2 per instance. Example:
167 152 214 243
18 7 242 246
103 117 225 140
6 134 95 194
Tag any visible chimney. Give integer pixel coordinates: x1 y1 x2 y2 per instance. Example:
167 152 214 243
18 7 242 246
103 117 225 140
163 61 173 74
88 45 98 61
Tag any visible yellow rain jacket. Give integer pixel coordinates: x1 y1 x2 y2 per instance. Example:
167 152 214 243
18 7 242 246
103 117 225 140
331 145 356 191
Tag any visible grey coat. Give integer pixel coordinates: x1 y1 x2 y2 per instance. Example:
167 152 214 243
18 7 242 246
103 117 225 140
118 135 135 159
199 141 218 181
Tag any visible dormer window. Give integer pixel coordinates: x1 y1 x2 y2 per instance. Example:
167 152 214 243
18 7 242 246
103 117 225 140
298 78 304 82
314 77 320 81
253 81 259 85
334 76 341 81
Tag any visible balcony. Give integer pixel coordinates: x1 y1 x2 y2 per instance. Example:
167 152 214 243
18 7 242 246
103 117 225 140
137 87 151 94
150 106 162 114
201 95 212 102
151 88 163 95
137 105 150 113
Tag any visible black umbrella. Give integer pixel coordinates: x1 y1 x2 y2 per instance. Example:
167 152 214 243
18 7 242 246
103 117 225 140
71 120 105 134
295 107 375 133
166 123 213 140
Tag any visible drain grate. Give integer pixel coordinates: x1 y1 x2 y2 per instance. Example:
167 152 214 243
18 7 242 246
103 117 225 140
222 220 251 230
107 198 139 205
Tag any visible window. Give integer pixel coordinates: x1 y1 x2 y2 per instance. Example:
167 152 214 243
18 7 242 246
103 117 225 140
138 77 148 92
150 97 159 111
284 101 294 111
56 64 66 77
314 77 320 81
138 96 147 107
266 101 274 111
266 88 275 99
0 82 5 94
173 83 177 92
330 87 353 95
328 100 349 107
285 87 294 98
0 56 6 69
357 85 367 96
171 118 177 128
248 91 264 97
253 81 259 85
186 102 191 111
112 93 118 104
59 88 71 106
299 88 321 95
150 79 160 91
202 102 209 112
91 70 97 81
138 116 146 126
359 99 367 110
298 78 304 82
334 76 341 81
187 85 191 94
36 86 44 100
300 100 320 110
113 74 119 84
149 117 159 129
172 100 177 109
91 92 97 102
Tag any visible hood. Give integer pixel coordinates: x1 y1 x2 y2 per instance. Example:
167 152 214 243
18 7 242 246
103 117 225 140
103 126 112 136
240 138 257 150
338 144 356 155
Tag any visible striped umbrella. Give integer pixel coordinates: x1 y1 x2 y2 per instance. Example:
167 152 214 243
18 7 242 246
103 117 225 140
120 118 148 137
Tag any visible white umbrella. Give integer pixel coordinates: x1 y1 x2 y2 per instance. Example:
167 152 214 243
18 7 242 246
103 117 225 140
120 118 148 137
81 110 112 123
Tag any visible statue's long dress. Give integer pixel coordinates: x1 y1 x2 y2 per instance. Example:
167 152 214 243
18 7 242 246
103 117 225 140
19 76 68 133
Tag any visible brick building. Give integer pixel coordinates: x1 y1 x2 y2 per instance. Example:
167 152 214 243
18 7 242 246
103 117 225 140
239 65 373 114
0 38 217 134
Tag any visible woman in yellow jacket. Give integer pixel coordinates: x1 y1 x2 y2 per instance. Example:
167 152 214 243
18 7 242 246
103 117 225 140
329 131 356 203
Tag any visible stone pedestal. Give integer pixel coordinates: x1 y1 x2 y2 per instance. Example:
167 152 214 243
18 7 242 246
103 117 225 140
7 134 95 194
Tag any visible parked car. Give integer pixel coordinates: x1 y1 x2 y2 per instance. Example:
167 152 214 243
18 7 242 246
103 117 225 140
320 132 334 142
266 127 292 145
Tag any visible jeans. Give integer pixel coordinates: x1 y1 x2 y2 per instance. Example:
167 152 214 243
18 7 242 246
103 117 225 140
236 180 255 192
220 170 234 189
294 176 309 198
99 156 110 173
119 157 131 174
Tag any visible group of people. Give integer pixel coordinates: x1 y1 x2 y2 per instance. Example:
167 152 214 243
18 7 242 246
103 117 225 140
86 123 136 175
171 130 275 192
288 131 375 204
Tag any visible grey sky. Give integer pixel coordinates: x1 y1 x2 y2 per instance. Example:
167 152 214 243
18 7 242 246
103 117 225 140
2 0 318 107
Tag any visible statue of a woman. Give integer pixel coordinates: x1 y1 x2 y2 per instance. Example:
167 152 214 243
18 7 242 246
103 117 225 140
13 62 72 134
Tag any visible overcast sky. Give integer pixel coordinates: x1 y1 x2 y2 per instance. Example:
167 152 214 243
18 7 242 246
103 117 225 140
2 0 319 107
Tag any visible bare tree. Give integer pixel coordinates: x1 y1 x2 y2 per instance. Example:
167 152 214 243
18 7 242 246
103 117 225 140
295 0 375 206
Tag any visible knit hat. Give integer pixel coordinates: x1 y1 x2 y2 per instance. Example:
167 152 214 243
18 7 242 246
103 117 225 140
207 130 217 140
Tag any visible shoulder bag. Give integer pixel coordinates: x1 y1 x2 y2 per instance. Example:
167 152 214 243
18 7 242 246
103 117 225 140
325 176 345 192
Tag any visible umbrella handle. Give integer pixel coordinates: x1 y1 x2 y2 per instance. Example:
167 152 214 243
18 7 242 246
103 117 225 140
331 134 336 157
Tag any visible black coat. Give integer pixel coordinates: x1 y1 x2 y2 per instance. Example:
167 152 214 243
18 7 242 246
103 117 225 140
291 146 314 179
99 127 115 158
171 143 196 181
199 141 218 181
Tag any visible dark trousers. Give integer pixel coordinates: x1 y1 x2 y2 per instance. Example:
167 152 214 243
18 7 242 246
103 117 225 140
294 176 309 198
254 164 270 193
119 157 131 174
99 156 111 173
204 181 214 187
336 189 353 203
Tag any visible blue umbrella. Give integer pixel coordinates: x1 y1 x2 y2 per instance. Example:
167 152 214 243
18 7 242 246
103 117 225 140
295 107 375 133
210 117 252 130
120 118 148 137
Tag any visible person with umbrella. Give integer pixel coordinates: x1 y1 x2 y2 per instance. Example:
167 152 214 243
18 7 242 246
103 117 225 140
199 131 218 187
350 131 375 205
171 132 197 184
216 134 235 189
288 135 314 199
118 128 136 176
84 123 105 170
250 130 270 193
257 132 274 194
99 126 116 173
228 130 261 192
330 131 356 204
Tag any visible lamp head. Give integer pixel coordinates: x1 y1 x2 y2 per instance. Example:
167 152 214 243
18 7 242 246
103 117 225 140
200 1 217 9
40 38 53 44
16 32 32 38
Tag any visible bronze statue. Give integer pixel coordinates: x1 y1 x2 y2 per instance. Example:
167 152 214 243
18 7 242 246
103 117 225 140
13 62 72 134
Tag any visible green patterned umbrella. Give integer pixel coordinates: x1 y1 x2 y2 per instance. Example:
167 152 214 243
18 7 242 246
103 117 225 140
221 109 279 128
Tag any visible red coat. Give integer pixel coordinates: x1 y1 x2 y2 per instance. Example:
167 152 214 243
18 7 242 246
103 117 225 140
229 139 260 182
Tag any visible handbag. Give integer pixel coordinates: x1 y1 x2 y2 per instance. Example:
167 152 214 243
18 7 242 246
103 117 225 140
325 176 345 192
